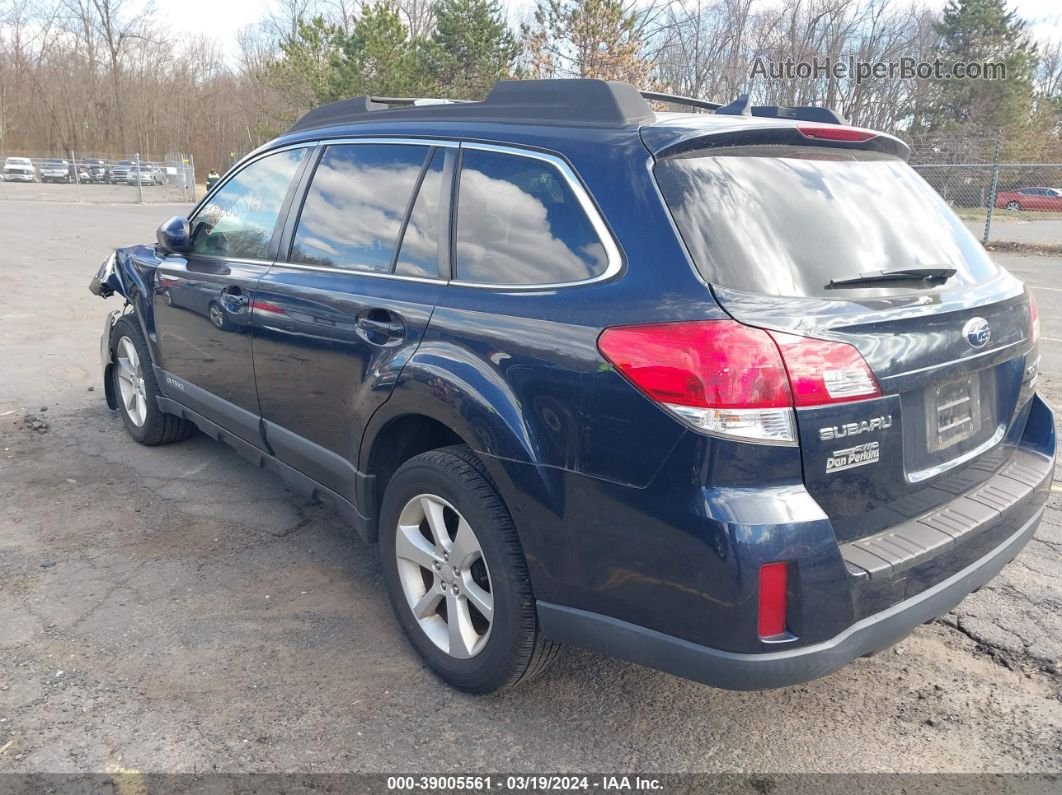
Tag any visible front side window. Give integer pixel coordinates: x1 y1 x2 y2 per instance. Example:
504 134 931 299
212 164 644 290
455 149 610 285
291 144 430 273
189 148 306 260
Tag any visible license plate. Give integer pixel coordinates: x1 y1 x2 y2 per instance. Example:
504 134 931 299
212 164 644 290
927 373 982 452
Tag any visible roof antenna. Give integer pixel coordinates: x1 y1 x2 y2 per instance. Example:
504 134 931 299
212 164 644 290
715 94 752 116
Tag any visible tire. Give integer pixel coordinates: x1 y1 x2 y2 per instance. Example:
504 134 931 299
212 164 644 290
109 315 195 446
1006 201 1021 210
207 301 231 331
379 445 559 693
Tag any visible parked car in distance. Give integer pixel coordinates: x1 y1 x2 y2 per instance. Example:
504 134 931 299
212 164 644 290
109 160 135 184
995 186 1062 212
126 165 163 186
89 80 1053 695
3 157 36 182
40 159 74 183
80 160 108 184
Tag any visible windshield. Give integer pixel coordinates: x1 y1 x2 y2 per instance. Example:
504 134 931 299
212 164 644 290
654 146 1000 298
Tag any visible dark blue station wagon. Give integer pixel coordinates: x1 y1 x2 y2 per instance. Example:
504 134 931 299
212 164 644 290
91 80 1054 693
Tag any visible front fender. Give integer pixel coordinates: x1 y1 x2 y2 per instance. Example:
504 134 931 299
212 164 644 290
114 245 164 360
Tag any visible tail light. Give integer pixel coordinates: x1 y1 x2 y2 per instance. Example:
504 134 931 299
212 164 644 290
597 319 879 445
1019 291 1041 407
769 331 880 406
250 298 286 315
1029 291 1040 343
796 124 877 143
758 562 789 639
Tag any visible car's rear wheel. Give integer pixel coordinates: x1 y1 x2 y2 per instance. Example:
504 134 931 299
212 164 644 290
379 445 558 693
109 316 195 446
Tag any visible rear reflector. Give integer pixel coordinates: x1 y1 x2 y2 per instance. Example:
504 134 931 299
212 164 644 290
758 562 789 639
596 320 880 444
796 124 877 142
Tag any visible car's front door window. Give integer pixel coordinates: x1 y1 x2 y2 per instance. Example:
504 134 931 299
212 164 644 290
189 148 307 261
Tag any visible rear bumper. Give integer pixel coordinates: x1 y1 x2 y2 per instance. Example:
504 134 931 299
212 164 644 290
538 502 1044 690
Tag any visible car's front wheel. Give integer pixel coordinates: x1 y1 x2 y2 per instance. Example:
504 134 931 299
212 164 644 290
1006 200 1021 210
379 446 558 693
109 316 195 446
207 301 232 331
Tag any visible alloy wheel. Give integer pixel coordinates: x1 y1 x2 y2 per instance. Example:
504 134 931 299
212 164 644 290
209 304 225 329
394 494 494 659
114 336 148 427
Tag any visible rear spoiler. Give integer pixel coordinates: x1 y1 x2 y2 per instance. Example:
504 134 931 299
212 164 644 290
643 121 910 161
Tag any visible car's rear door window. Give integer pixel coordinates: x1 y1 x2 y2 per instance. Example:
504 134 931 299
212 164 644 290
291 143 430 273
395 149 446 279
454 148 610 285
189 148 307 261
654 145 1001 298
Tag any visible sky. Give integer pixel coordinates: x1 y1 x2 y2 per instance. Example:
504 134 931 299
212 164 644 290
156 0 1062 62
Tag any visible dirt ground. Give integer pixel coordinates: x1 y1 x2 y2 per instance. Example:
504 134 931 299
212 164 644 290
0 201 1060 774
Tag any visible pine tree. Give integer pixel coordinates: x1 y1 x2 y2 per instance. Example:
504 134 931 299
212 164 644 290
928 0 1037 132
522 0 652 86
426 0 519 99
330 3 432 98
267 16 345 112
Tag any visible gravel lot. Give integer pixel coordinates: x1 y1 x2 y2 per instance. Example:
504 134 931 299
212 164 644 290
0 180 195 205
0 201 1060 775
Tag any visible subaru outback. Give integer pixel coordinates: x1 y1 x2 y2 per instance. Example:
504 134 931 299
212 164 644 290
89 79 1054 694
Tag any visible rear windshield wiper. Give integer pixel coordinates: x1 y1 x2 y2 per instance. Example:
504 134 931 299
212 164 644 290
825 267 957 289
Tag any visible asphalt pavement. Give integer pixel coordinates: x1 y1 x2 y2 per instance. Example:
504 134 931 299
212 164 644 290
0 201 1059 775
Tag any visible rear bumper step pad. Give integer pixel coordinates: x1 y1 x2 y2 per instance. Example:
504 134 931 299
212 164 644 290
841 448 1052 580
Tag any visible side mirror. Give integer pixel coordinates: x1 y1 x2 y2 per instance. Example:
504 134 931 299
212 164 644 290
156 215 191 254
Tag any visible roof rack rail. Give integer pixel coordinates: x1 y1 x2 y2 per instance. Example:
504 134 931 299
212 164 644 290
366 96 473 107
285 79 656 134
639 91 721 112
715 93 846 125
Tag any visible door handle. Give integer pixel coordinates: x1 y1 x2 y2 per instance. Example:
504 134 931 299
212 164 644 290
356 317 404 337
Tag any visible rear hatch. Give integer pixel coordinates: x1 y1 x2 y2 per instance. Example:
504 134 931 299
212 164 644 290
650 126 1040 545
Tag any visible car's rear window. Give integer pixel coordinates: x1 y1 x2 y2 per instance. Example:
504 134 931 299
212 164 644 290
654 146 1000 298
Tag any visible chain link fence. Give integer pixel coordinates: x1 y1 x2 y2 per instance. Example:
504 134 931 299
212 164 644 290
0 150 197 204
913 163 1062 246
2 139 1059 247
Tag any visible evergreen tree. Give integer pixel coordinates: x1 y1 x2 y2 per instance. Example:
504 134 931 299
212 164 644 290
523 0 652 85
267 16 345 111
330 3 432 98
927 0 1037 132
426 0 519 99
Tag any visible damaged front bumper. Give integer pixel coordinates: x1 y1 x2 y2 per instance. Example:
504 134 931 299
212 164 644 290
100 309 120 410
